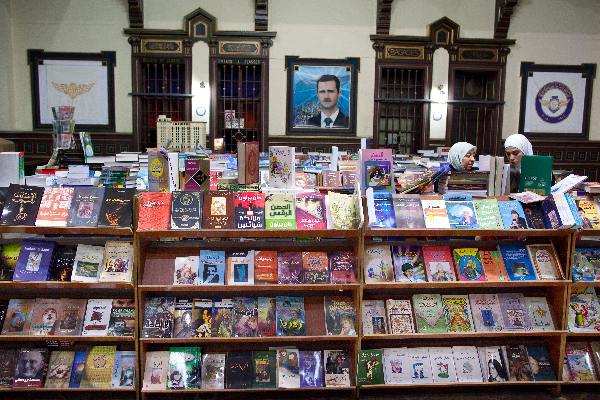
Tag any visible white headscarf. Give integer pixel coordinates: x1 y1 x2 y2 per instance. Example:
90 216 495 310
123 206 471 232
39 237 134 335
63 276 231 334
447 142 476 170
504 134 533 156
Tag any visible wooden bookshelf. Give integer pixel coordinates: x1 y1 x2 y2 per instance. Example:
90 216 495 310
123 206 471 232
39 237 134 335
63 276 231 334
0 335 135 342
0 226 133 236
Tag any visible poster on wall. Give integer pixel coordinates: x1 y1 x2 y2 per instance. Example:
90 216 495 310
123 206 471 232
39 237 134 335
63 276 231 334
518 62 596 140
27 49 116 131
285 56 359 136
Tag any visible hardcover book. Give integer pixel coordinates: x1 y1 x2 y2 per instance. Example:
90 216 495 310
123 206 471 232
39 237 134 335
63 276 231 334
364 245 394 283
453 248 486 281
295 192 327 229
526 243 563 280
497 293 532 331
422 246 456 282
386 299 415 334
170 191 202 229
48 245 76 282
237 141 259 184
202 191 234 229
112 351 136 388
81 298 113 336
429 347 457 383
265 193 296 230
519 155 552 195
0 184 44 226
479 250 507 281
421 199 450 229
469 294 503 332
200 353 225 389
498 200 529 229
69 350 87 388
35 187 74 227
276 296 306 336
478 346 509 382
30 298 61 335
80 346 115 388
324 350 351 387
277 251 303 284
565 342 596 381
329 250 357 283
526 346 556 381
302 251 329 284
0 243 20 281
392 194 425 228
0 349 17 387
232 297 257 337
257 297 276 337
473 198 503 230
367 191 396 228
142 297 175 338
382 347 410 384
97 188 135 228
521 203 547 229
184 158 210 191
254 251 278 284
227 250 254 285
277 348 300 388
406 347 432 383
71 244 104 283
45 350 74 388
442 295 475 332
525 297 555 331
234 191 265 229
211 298 233 337
300 350 324 387
13 240 56 282
137 191 171 231
193 298 213 338
392 245 426 282
1 298 34 335
268 146 295 189
499 243 537 281
13 348 48 388
505 345 533 381
452 346 483 382
142 351 169 390
99 241 134 283
107 299 135 337
413 294 446 333
446 200 479 229
173 299 195 338
173 256 199 285
198 250 225 285
167 346 201 389
362 299 387 335
324 296 356 336
252 350 276 388
357 349 384 386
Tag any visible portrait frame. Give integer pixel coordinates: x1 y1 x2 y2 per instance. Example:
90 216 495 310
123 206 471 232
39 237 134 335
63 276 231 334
285 56 360 136
27 49 116 131
518 62 596 140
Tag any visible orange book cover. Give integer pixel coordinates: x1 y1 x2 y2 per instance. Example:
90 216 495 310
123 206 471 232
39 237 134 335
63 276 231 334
254 251 278 284
35 187 74 227
479 249 507 281
137 192 171 231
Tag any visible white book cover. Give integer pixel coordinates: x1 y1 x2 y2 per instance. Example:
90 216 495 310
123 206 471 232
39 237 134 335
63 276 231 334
226 250 255 285
71 244 105 283
143 351 169 390
420 199 450 229
525 297 555 331
478 346 509 382
383 347 411 384
364 245 394 283
386 299 415 334
277 348 300 388
362 300 387 335
468 293 504 332
99 241 134 283
526 244 562 280
553 193 575 227
173 256 199 285
406 347 433 383
452 346 483 382
269 146 295 189
429 347 457 383
200 353 225 389
167 152 179 192
81 298 113 336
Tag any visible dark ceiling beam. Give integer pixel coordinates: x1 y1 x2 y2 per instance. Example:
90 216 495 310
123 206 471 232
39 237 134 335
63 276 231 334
494 0 518 39
255 0 268 31
128 0 144 28
376 0 394 35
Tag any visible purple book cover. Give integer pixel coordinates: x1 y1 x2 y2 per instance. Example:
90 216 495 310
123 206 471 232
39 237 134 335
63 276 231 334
300 350 323 387
497 293 532 331
277 252 303 284
12 240 56 282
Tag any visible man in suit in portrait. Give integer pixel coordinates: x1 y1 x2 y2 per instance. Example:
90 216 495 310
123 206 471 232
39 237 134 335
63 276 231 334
307 74 348 128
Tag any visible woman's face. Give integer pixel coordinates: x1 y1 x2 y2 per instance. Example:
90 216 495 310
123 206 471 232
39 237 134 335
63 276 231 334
505 147 523 167
462 149 476 170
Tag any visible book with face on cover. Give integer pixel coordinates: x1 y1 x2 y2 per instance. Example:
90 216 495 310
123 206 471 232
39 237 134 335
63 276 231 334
324 350 351 387
295 192 327 229
453 247 486 281
469 294 503 332
362 300 387 335
442 295 475 332
479 346 509 382
198 250 225 285
277 348 300 388
504 345 533 381
413 294 446 333
170 191 202 229
498 200 529 229
276 296 305 336
422 246 456 282
227 250 254 285
193 298 213 338
324 296 356 336
142 351 169 390
112 351 136 388
452 346 483 382
13 240 56 282
200 353 225 389
30 298 62 336
234 191 265 229
521 202 547 229
167 346 201 389
392 245 426 282
35 187 74 227
497 293 533 331
364 245 394 283
13 348 49 388
107 299 135 337
202 191 234 229
232 297 257 337
99 241 134 283
446 200 479 229
211 298 233 338
526 345 556 381
71 244 105 283
44 351 75 388
142 297 175 338
577 199 600 228
1 298 34 335
68 187 105 227
386 299 415 334
526 243 563 280
429 347 457 383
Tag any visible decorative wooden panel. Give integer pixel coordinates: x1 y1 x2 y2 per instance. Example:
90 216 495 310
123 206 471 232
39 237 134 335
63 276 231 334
376 0 394 35
494 0 519 39
268 135 368 153
255 0 268 31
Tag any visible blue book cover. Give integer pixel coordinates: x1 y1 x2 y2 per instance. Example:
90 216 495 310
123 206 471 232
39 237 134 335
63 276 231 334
364 160 392 192
541 196 562 229
525 346 556 381
69 350 88 388
275 296 305 336
499 243 537 281
12 240 56 282
572 248 597 282
299 350 324 387
392 245 426 282
197 250 226 285
497 200 529 229
564 193 583 227
370 192 396 228
446 201 479 229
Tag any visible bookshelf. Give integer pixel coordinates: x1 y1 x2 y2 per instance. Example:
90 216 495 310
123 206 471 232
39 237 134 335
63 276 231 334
0 226 136 400
135 227 362 398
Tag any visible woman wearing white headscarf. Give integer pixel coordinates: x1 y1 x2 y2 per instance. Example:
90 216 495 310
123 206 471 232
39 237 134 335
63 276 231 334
504 134 533 193
437 142 477 193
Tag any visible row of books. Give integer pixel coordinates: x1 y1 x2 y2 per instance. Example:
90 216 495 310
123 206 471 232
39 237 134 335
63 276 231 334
142 296 356 339
0 185 134 228
1 298 134 337
368 192 594 230
143 348 351 390
363 293 554 335
568 287 600 333
357 344 555 385
138 190 360 231
564 342 600 382
0 346 135 389
1 240 133 284
573 247 600 282
364 243 563 284
171 250 357 286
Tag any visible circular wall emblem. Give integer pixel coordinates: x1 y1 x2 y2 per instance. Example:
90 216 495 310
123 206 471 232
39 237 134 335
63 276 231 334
534 81 573 123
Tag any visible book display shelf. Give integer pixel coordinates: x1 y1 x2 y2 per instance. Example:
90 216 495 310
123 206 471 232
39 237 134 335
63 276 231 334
0 225 136 400
360 215 573 394
136 227 362 399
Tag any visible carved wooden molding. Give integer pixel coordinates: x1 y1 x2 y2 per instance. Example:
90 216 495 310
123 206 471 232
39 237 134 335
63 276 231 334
376 0 394 35
128 0 143 29
255 0 268 31
494 0 518 39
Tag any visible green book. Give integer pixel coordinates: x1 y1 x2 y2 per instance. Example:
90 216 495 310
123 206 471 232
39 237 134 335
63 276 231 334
357 349 384 386
412 294 447 333
167 346 201 389
265 193 296 230
473 199 503 229
519 155 553 195
252 350 277 388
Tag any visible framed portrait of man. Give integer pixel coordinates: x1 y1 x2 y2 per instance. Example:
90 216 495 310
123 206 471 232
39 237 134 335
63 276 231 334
518 62 596 140
285 56 359 136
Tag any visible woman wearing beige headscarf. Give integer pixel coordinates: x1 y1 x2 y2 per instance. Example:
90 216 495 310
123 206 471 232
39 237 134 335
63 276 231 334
504 134 533 193
437 142 477 193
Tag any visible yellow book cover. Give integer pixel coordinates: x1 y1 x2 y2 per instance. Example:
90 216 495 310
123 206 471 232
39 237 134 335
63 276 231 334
80 345 116 388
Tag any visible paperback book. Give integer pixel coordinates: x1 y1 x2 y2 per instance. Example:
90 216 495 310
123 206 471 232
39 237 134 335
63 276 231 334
295 192 327 229
277 348 300 388
324 296 356 336
413 294 446 333
107 299 135 337
211 298 233 337
421 199 450 229
35 187 74 227
329 250 357 283
446 200 479 229
302 251 329 284
200 353 225 389
142 351 169 389
227 250 255 285
498 200 529 229
81 298 113 336
257 297 276 337
252 350 276 388
167 346 201 389
232 297 257 337
173 256 199 285
498 293 533 331
1 298 34 335
453 248 486 281
112 351 136 388
324 350 350 387
254 251 278 284
422 246 456 282
525 297 555 331
97 188 135 228
202 191 234 229
392 245 426 282
234 191 265 229
364 245 394 283
499 243 537 281
170 191 202 229
265 193 296 230
367 191 396 228
357 349 384 386
71 244 105 283
469 293 503 332
277 252 303 284
67 187 105 227
473 198 503 229
56 298 87 336
392 194 425 228
99 241 133 283
362 300 387 335
442 295 475 332
44 351 75 388
142 297 175 338
1 184 44 226
13 240 56 282
276 296 305 336
198 250 225 285
386 299 415 334
382 347 410 384
526 243 563 280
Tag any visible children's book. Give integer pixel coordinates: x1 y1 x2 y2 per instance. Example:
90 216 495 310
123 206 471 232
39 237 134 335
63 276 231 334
392 245 426 282
406 347 432 383
452 346 483 382
429 347 457 383
565 342 596 381
453 248 486 281
413 294 446 333
422 246 456 282
276 296 305 336
382 347 411 384
572 248 597 282
499 243 537 281
442 295 475 332
568 291 600 332
364 245 394 283
386 299 415 334
469 294 503 332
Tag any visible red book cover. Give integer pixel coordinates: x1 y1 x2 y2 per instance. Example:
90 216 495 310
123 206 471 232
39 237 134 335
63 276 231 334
329 251 357 283
238 142 259 185
422 246 456 282
295 192 327 230
202 191 234 229
137 192 172 231
277 252 303 284
234 192 265 229
254 251 278 284
35 187 74 227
